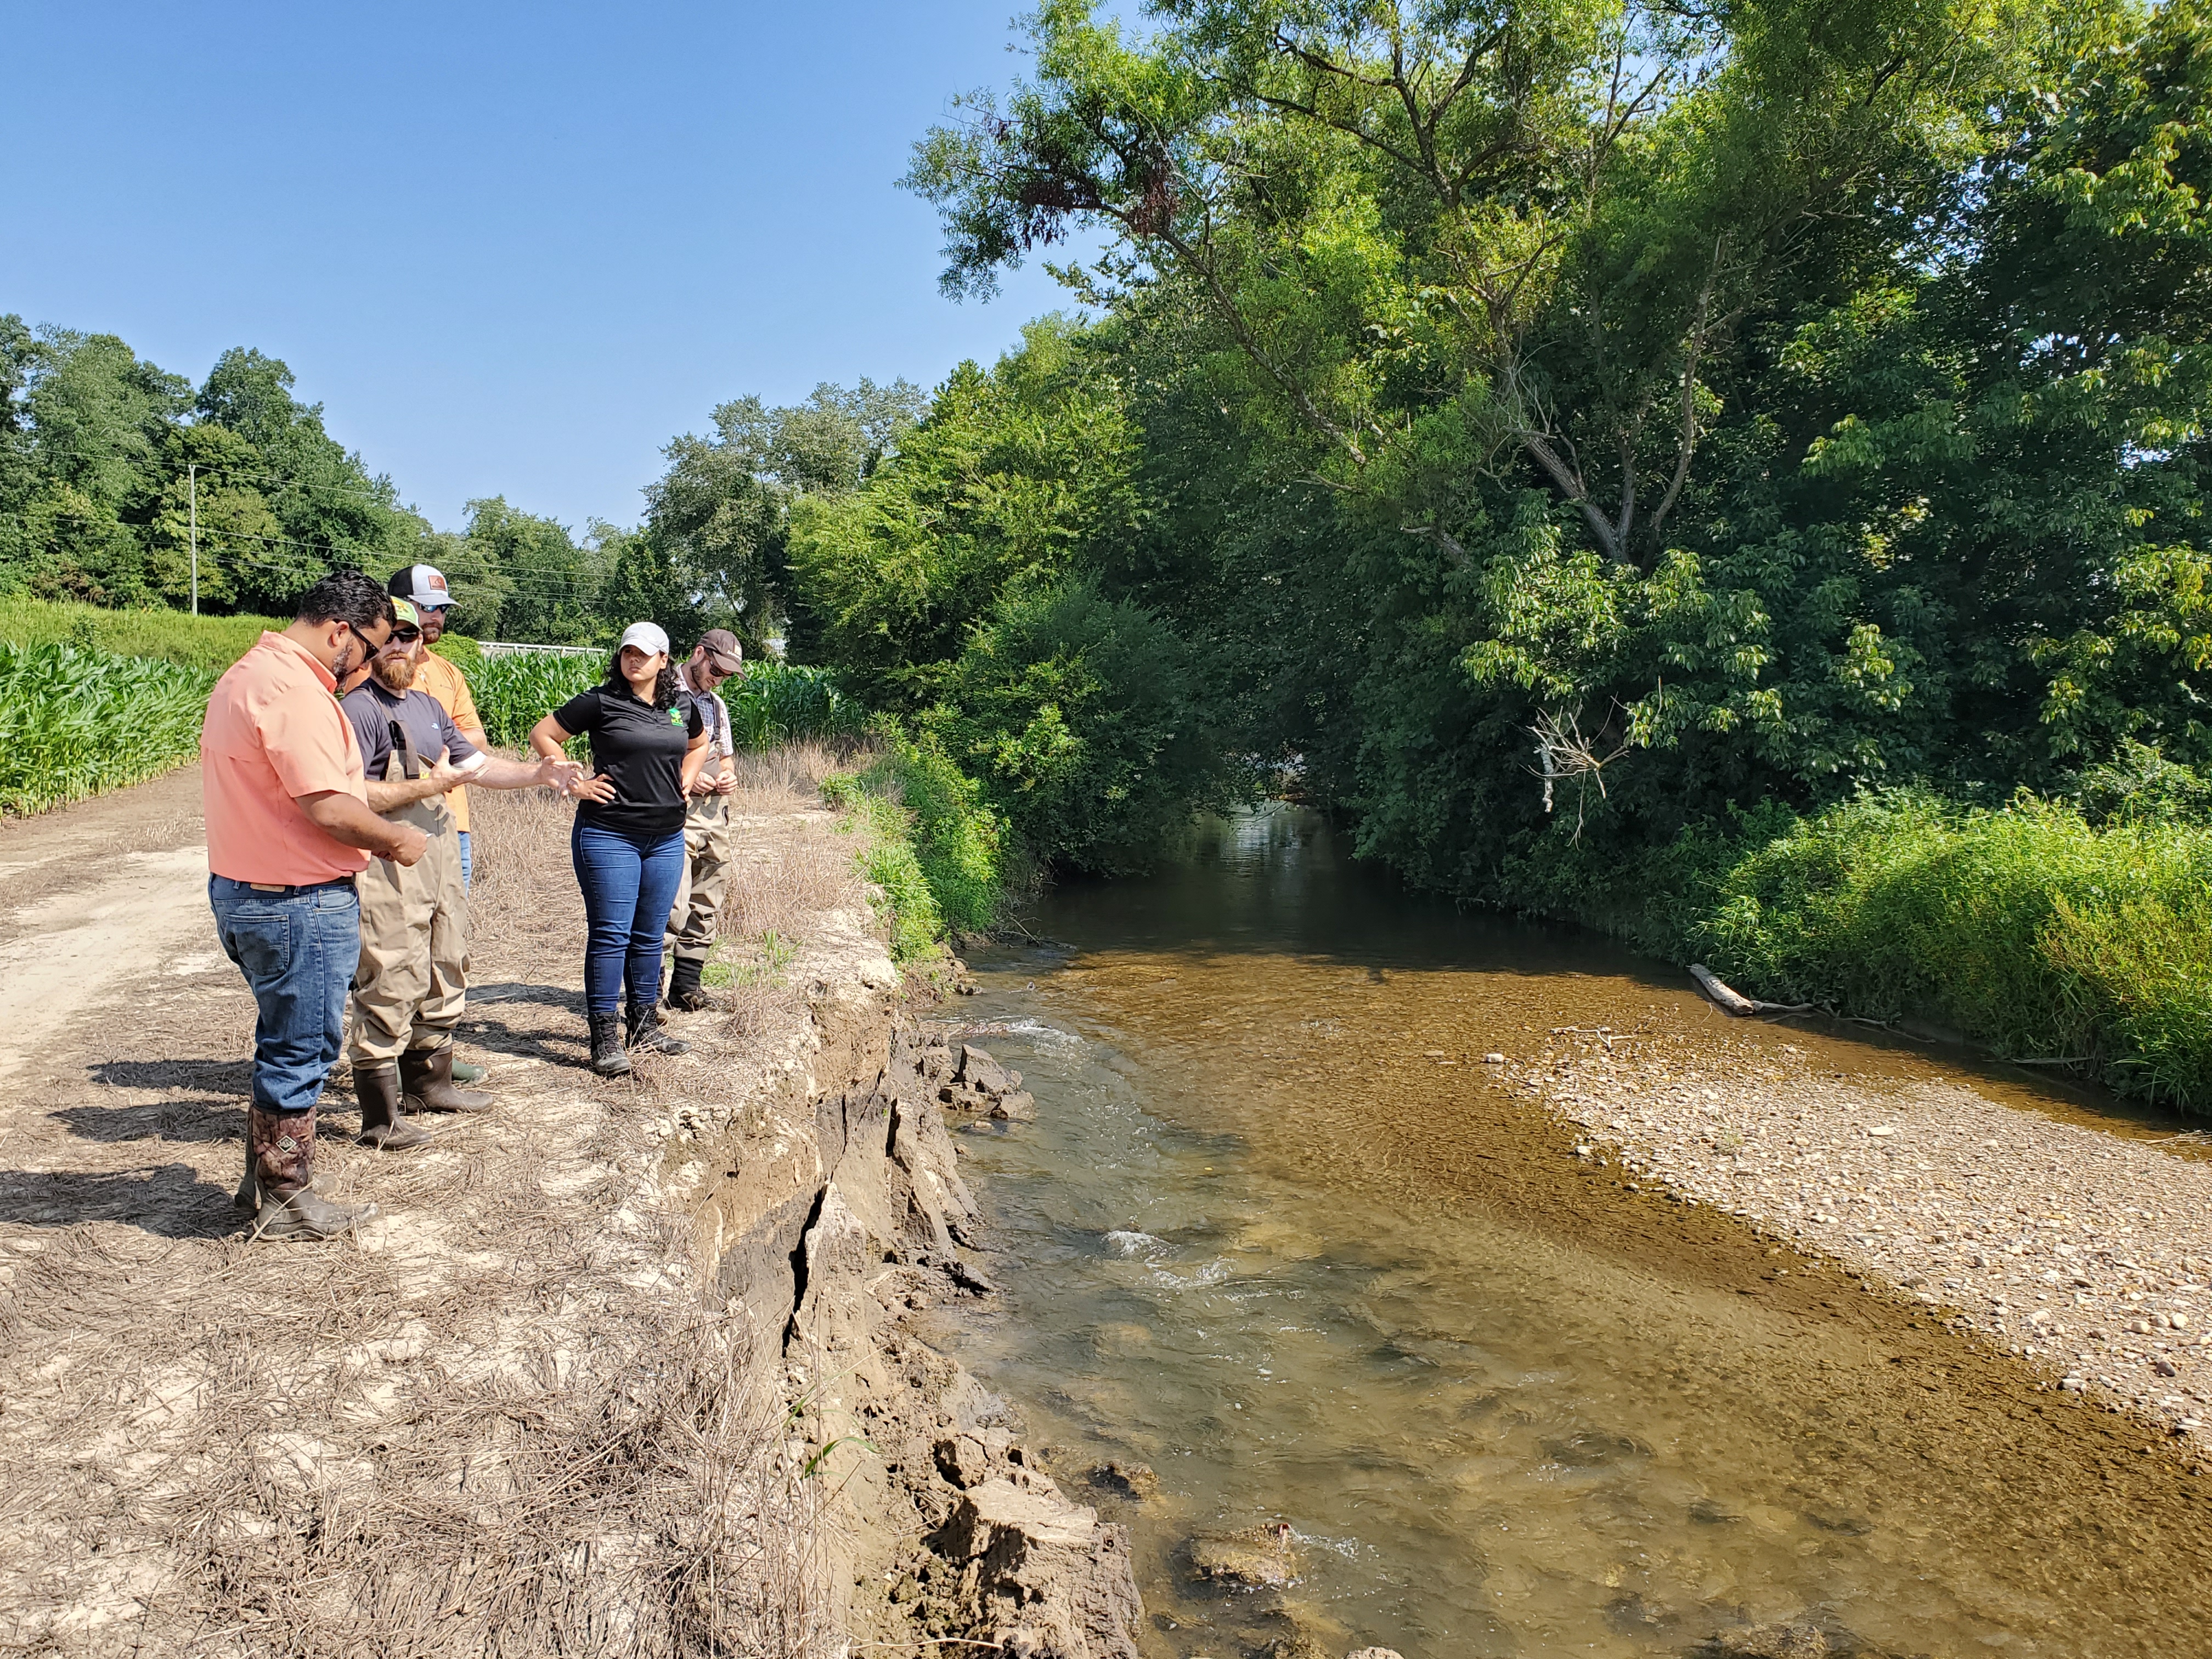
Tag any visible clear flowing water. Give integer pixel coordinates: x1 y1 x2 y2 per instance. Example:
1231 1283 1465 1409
929 808 2212 1659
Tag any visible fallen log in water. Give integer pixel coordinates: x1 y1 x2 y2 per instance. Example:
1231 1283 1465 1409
1690 963 1814 1018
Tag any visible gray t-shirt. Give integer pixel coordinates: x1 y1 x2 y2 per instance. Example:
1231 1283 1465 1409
342 679 480 781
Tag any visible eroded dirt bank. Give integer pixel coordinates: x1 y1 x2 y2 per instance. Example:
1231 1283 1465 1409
0 771 1143 1658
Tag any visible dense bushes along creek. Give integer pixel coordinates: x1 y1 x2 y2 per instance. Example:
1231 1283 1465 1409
784 0 2212 1110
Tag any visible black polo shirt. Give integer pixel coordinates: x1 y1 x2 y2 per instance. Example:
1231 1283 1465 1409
551 684 704 837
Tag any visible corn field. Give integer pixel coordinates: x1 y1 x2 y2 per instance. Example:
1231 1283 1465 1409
0 642 218 816
467 652 866 751
0 637 871 818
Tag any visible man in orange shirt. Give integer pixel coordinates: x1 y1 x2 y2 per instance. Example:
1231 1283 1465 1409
202 572 428 1242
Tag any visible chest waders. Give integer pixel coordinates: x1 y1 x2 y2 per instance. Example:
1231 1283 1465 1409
348 718 490 1148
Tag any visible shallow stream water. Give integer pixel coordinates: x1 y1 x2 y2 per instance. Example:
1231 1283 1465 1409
932 808 2212 1659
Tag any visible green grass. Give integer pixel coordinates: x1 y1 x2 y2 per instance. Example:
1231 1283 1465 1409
0 596 283 672
822 729 1011 958
1526 789 2212 1110
0 641 218 816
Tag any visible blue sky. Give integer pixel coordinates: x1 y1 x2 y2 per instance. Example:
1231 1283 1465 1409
3 1 1092 533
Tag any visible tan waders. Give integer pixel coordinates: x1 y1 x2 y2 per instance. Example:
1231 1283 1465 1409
348 730 490 1143
664 792 732 1010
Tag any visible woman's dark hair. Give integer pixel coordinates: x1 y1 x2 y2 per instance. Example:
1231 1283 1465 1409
296 570 394 634
605 650 681 710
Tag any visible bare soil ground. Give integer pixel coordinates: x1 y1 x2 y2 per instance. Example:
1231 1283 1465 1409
0 764 872 1656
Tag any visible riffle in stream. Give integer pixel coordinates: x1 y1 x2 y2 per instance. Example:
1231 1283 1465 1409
926 808 2212 1659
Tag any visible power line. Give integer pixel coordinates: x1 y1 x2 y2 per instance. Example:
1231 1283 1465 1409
10 435 653 524
26 508 628 602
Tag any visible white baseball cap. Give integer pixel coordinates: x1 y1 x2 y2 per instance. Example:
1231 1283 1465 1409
389 563 454 611
618 620 671 657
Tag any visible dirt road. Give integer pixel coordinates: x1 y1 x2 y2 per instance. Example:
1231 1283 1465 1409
0 769 869 1654
0 766 219 1090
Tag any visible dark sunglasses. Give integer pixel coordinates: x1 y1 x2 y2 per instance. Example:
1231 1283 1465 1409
387 627 422 645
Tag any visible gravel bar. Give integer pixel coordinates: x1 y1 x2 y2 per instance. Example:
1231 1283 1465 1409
1508 1028 2212 1447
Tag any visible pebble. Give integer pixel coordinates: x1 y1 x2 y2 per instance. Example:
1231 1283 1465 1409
1515 1035 2212 1446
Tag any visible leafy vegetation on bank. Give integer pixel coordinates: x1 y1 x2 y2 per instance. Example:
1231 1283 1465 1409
1508 792 2212 1107
823 731 1011 957
0 641 215 815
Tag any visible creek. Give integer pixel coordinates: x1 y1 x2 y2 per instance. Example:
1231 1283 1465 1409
930 806 2212 1659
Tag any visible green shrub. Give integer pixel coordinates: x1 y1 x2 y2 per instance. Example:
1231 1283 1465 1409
0 641 217 815
922 576 1222 874
1622 792 2212 1108
823 728 1011 955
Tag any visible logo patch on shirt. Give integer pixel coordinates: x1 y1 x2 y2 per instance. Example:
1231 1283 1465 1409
670 709 684 725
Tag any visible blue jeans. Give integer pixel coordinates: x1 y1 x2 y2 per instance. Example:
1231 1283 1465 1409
207 876 362 1116
571 820 686 1015
457 830 472 889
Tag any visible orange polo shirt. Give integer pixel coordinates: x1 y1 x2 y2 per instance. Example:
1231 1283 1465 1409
414 650 487 833
201 631 370 885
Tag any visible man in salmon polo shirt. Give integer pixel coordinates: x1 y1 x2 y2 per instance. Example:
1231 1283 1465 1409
202 571 428 1242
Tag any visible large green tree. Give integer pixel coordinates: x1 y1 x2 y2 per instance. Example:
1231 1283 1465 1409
888 0 2212 899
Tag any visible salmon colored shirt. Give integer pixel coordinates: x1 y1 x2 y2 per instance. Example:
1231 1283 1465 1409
413 650 487 833
201 631 370 885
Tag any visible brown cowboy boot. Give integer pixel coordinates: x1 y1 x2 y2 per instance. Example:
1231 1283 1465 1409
249 1103 371 1242
354 1059 436 1150
400 1044 493 1113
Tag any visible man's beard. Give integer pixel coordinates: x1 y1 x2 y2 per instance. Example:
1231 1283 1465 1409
373 653 418 692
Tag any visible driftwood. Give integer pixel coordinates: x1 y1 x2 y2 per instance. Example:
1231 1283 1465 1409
1690 963 1814 1018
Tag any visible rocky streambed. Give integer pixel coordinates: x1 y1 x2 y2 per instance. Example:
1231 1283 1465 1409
1515 1022 2212 1449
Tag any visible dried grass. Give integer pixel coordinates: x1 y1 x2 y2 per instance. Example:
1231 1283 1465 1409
0 747 860 1657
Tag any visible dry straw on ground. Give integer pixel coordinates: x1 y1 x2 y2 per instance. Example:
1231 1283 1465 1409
0 755 866 1657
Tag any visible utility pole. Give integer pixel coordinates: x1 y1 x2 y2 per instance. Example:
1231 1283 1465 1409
188 463 198 617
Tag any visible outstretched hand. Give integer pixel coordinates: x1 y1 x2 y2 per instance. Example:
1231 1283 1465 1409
537 755 587 792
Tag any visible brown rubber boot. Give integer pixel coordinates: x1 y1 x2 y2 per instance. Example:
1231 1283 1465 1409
233 1133 258 1211
249 1103 371 1242
354 1059 436 1150
400 1044 493 1113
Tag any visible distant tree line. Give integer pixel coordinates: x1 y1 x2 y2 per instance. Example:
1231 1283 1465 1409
0 315 923 653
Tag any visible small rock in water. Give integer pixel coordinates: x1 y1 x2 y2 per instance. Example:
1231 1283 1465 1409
1090 1460 1160 1500
1187 1522 1299 1588
990 1090 1039 1122
1703 1622 1831 1658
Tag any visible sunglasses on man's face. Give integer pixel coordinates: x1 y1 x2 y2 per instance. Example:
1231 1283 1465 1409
386 627 422 647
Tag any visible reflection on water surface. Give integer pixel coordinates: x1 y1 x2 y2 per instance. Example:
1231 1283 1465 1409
935 809 2212 1658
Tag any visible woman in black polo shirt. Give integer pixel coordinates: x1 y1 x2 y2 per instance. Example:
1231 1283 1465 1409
530 622 708 1075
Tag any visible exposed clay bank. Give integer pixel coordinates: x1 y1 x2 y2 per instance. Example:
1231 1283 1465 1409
933 808 2212 1659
